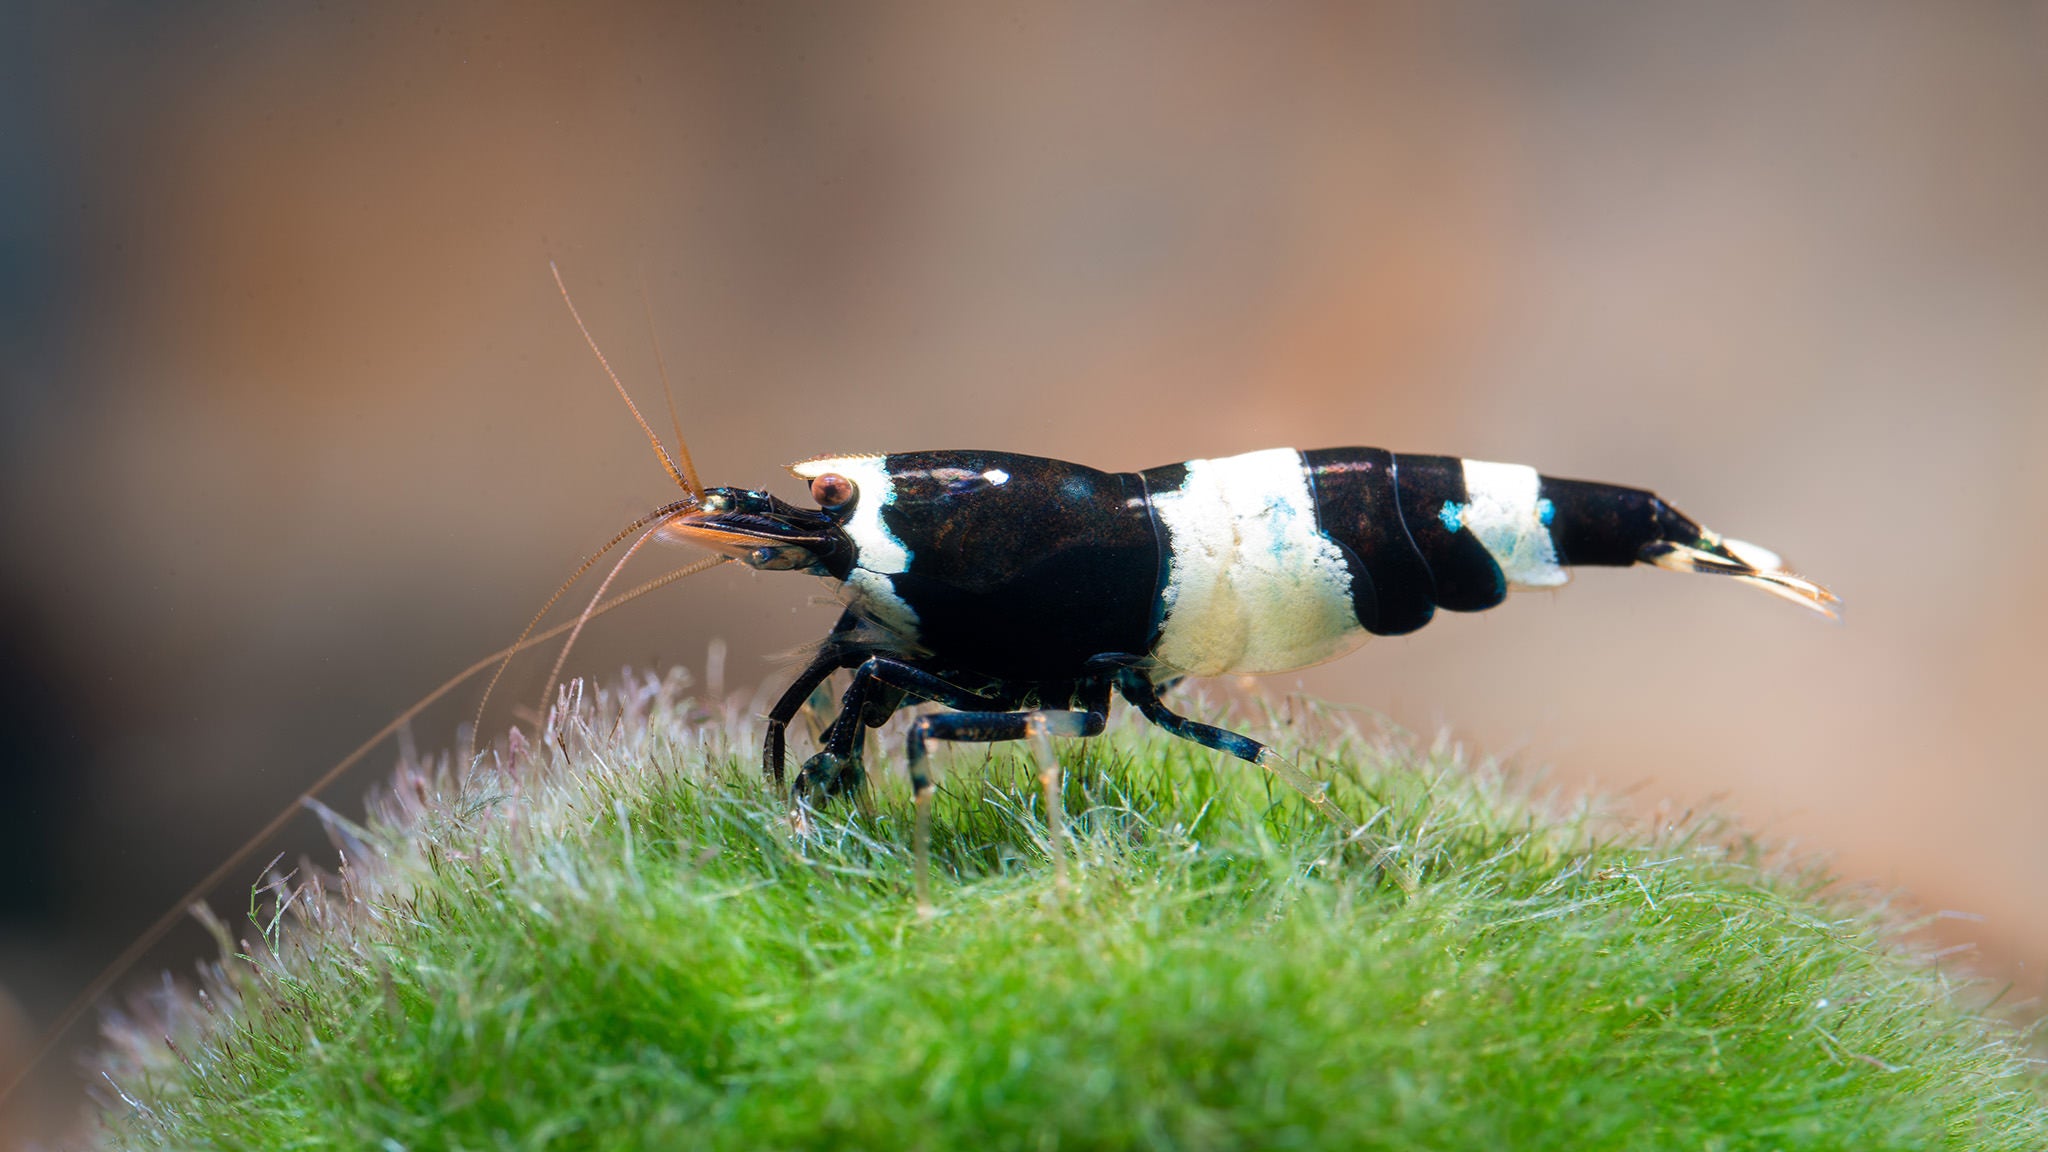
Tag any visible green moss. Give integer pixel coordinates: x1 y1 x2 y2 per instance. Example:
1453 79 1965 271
92 675 2047 1150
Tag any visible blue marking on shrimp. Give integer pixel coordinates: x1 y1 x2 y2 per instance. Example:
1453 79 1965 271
1439 501 1466 533
1537 497 1556 527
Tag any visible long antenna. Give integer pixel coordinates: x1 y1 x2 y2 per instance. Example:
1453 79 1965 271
535 519 671 723
550 261 695 497
6 265 729 1109
473 498 696 740
0 551 730 1109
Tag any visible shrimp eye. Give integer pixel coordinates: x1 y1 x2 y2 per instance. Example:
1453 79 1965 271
810 472 856 511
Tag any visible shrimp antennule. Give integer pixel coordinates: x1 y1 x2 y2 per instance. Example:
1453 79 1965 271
550 260 698 498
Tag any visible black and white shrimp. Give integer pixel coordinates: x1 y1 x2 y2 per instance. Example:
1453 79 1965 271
0 278 1845 1106
665 445 1837 901
504 275 1836 898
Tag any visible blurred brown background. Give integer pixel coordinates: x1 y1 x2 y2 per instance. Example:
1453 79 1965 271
3 1 2044 1141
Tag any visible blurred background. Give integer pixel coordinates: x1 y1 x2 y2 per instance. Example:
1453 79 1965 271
3 1 2044 1141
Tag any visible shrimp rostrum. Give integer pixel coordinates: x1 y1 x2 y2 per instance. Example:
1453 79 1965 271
665 446 1836 899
